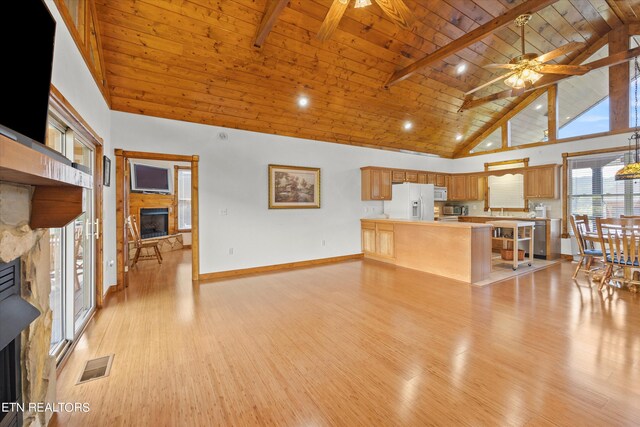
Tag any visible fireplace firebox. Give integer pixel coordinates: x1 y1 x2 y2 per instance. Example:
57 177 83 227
139 208 169 239
0 259 39 427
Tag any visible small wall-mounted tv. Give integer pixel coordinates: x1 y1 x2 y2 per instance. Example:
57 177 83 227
130 162 173 194
0 0 56 146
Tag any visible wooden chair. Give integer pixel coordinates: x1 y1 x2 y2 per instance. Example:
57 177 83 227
596 218 640 292
569 214 602 280
620 215 640 219
127 215 163 267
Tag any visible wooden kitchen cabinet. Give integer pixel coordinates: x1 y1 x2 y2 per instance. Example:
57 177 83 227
468 175 485 200
376 224 395 258
525 166 558 198
449 175 468 201
427 173 436 185
435 174 447 187
361 222 376 254
405 171 419 183
418 172 428 184
361 167 392 201
361 221 394 259
392 170 406 183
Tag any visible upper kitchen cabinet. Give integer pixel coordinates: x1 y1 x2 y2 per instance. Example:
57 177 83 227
448 175 484 201
449 175 467 201
361 167 392 201
392 169 419 183
525 166 558 199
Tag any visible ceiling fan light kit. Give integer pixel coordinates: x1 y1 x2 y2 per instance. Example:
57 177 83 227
467 14 588 95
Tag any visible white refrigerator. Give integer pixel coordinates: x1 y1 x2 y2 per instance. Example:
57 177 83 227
383 183 435 221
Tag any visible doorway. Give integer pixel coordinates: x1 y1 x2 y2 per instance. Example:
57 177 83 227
114 150 200 290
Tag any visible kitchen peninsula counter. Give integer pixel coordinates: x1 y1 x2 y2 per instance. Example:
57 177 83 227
361 218 492 283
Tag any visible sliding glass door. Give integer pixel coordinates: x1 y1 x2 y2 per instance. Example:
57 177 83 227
47 116 97 359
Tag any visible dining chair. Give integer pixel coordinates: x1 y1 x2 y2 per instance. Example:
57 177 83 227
570 214 602 280
620 215 640 219
127 215 163 267
596 217 640 292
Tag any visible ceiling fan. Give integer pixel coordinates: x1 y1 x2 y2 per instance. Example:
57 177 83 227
316 0 416 41
464 14 588 97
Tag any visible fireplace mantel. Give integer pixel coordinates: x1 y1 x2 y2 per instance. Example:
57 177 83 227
0 134 92 229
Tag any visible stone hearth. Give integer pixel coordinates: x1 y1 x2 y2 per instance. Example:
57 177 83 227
0 182 56 427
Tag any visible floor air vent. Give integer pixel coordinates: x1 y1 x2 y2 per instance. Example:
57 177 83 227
77 354 114 385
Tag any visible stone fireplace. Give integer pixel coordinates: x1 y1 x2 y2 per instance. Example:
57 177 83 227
0 182 57 427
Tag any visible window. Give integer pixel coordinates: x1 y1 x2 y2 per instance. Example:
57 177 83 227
177 168 192 231
470 128 501 153
46 114 97 358
509 92 548 146
558 45 609 139
567 152 640 228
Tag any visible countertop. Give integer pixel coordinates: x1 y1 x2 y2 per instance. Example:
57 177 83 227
460 216 560 222
361 218 492 229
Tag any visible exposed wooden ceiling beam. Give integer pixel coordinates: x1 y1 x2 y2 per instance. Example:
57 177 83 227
253 0 290 48
384 0 560 88
605 0 636 24
452 30 612 158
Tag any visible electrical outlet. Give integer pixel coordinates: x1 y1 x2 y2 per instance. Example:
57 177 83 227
228 248 234 255
322 239 326 246
124 266 129 272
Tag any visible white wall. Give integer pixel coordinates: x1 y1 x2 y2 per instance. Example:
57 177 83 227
46 1 117 292
111 112 451 274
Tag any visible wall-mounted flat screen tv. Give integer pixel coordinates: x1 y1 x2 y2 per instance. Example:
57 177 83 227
131 162 173 194
0 0 56 145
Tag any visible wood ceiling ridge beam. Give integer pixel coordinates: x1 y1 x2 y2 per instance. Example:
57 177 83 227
384 0 560 88
604 0 630 24
253 0 289 48
451 27 615 158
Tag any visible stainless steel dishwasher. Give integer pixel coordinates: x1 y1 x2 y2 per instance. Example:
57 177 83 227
533 220 547 259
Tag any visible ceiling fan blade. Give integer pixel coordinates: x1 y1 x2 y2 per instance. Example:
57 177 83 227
317 0 349 41
464 71 516 96
374 0 416 30
535 41 586 64
538 64 590 75
584 45 640 70
484 64 518 70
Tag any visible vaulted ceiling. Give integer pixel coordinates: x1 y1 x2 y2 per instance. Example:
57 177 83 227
93 0 640 157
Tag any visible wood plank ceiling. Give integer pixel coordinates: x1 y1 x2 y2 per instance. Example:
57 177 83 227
93 0 637 157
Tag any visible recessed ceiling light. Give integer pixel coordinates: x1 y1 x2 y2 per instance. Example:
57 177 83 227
456 64 467 74
455 134 463 141
566 116 571 120
297 96 309 107
535 104 542 110
486 142 493 147
403 121 413 131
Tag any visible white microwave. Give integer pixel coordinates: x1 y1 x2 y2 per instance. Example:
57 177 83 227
434 186 447 201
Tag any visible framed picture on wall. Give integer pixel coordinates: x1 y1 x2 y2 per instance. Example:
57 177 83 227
268 164 321 209
103 155 111 187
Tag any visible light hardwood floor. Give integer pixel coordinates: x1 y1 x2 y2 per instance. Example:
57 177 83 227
51 250 640 426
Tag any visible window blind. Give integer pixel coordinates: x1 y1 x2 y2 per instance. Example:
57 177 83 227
567 151 640 228
177 169 192 230
488 174 525 208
